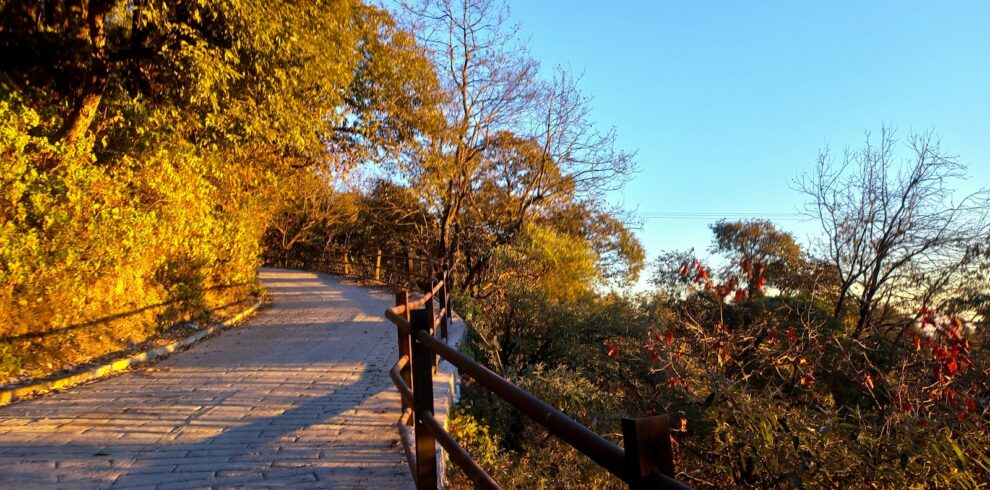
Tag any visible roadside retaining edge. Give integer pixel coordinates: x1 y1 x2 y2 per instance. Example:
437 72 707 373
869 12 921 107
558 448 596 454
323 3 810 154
0 297 264 407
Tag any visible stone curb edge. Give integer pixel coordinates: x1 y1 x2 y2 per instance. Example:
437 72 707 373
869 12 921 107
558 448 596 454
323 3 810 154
0 296 265 407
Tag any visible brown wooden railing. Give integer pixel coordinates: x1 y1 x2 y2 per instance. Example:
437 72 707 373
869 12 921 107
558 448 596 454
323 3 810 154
266 249 692 489
266 247 435 292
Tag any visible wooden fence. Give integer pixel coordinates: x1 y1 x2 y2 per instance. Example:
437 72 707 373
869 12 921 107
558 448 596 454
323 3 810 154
266 249 693 489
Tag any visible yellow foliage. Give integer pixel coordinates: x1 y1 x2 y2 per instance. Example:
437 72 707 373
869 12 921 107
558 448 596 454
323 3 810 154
498 223 600 304
0 101 263 383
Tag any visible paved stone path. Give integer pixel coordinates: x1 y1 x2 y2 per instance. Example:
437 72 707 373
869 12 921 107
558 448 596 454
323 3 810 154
0 269 414 489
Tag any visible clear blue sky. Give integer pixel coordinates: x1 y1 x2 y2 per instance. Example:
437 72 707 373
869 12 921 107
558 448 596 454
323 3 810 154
508 1 990 266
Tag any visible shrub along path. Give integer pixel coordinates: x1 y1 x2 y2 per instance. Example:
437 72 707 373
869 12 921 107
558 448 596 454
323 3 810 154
0 268 414 489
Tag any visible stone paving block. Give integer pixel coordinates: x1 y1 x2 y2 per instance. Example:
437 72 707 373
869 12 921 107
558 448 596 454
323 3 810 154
110 464 179 477
149 472 218 489
0 269 428 488
171 457 234 472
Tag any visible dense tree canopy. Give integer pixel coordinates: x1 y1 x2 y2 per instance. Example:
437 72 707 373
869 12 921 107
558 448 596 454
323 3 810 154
0 0 437 381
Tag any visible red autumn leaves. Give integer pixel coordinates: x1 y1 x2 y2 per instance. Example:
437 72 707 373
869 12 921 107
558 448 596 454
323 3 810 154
905 308 978 417
607 257 984 426
679 257 765 301
606 329 675 362
606 257 799 388
605 329 686 389
605 341 620 359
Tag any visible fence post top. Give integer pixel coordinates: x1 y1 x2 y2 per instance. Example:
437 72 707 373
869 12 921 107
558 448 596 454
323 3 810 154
622 414 675 486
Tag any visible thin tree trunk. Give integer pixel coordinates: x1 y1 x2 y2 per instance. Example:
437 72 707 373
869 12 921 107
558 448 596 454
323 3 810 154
59 0 112 146
61 90 103 145
833 287 847 321
852 301 871 339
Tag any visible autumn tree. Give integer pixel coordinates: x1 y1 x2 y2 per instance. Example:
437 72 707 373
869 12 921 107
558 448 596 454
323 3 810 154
400 1 636 293
565 205 645 287
709 219 807 295
0 0 437 381
400 0 536 265
336 5 442 166
265 172 358 253
349 179 433 257
796 127 989 338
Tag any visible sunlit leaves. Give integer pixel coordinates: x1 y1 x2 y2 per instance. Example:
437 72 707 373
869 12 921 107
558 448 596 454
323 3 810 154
0 0 433 382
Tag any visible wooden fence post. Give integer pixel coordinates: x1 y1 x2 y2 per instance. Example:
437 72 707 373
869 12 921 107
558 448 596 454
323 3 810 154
375 250 382 281
428 276 439 372
343 252 350 275
438 269 449 341
411 308 438 489
622 415 675 489
407 251 415 284
396 291 413 425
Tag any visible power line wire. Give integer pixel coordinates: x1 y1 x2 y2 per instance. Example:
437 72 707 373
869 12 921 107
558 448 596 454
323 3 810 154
634 212 809 221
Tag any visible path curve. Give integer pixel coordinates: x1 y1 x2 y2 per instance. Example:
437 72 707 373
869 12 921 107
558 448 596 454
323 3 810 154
0 268 414 489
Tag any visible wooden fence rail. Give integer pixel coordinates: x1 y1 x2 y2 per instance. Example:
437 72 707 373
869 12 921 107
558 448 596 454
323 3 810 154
265 249 692 489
